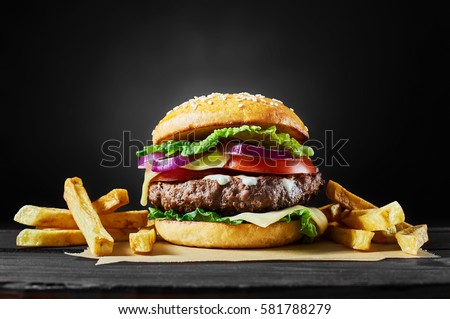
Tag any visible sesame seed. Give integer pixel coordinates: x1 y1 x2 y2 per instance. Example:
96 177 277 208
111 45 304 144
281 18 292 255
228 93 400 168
289 108 294 111
238 103 244 108
207 100 213 105
270 101 274 106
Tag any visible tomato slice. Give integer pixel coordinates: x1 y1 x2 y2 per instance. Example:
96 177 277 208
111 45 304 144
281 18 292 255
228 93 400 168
151 155 317 182
224 155 317 174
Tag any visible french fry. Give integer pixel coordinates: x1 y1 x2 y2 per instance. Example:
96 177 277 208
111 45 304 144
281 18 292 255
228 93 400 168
63 177 114 256
319 203 348 222
371 225 397 244
340 201 405 231
35 227 138 242
14 206 75 228
15 187 132 228
147 219 155 227
129 227 156 253
395 224 429 255
17 229 86 247
325 223 374 251
325 180 377 210
100 211 149 229
372 222 412 244
92 188 129 214
16 228 139 246
14 206 148 229
105 228 139 241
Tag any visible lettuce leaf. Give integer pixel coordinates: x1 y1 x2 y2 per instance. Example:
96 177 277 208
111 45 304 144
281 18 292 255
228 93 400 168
136 125 313 158
148 207 243 225
148 207 318 239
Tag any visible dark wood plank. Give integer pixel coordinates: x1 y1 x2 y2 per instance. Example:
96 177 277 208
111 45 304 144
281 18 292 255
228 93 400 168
1 228 449 298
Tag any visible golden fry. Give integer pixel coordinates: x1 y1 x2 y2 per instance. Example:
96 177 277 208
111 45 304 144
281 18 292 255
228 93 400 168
340 201 405 231
14 206 148 229
106 228 139 241
100 211 149 229
63 177 113 256
395 224 429 255
92 188 129 214
129 227 157 253
372 222 412 244
319 203 348 222
17 228 139 246
14 206 76 228
17 228 86 247
325 180 377 210
325 223 374 251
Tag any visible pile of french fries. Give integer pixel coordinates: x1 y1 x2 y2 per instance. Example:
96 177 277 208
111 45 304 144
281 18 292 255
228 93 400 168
320 180 429 255
14 177 155 256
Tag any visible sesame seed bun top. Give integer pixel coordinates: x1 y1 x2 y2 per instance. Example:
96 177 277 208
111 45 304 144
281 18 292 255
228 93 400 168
152 92 310 144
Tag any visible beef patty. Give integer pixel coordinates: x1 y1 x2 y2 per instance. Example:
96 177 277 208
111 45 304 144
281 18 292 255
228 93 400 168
148 173 324 216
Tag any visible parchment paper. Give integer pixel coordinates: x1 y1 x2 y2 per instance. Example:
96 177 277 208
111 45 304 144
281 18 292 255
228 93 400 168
65 239 438 265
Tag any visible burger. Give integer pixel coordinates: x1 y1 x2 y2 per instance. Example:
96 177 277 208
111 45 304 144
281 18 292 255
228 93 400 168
136 92 327 248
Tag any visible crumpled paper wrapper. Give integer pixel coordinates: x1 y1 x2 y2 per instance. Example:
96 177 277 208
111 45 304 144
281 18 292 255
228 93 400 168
65 239 438 265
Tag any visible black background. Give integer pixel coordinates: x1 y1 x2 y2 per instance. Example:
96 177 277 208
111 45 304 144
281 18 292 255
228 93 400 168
2 1 448 227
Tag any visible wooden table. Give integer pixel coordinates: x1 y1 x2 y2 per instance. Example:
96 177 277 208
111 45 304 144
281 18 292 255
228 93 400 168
1 227 449 298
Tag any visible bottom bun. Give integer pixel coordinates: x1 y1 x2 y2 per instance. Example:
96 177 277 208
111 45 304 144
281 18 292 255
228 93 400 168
155 220 303 248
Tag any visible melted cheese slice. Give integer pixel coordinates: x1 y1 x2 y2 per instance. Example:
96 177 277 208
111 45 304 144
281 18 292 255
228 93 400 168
228 205 328 235
140 170 160 206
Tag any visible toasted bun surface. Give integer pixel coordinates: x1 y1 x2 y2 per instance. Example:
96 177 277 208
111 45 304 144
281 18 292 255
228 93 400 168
155 219 303 248
152 92 309 144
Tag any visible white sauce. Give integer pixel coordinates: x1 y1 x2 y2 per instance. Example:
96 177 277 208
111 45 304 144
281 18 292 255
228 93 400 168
281 178 295 193
236 175 258 186
203 174 232 185
203 174 259 186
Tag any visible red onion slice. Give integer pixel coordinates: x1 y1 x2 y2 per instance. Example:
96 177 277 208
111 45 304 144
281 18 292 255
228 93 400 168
151 154 192 172
137 152 165 169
